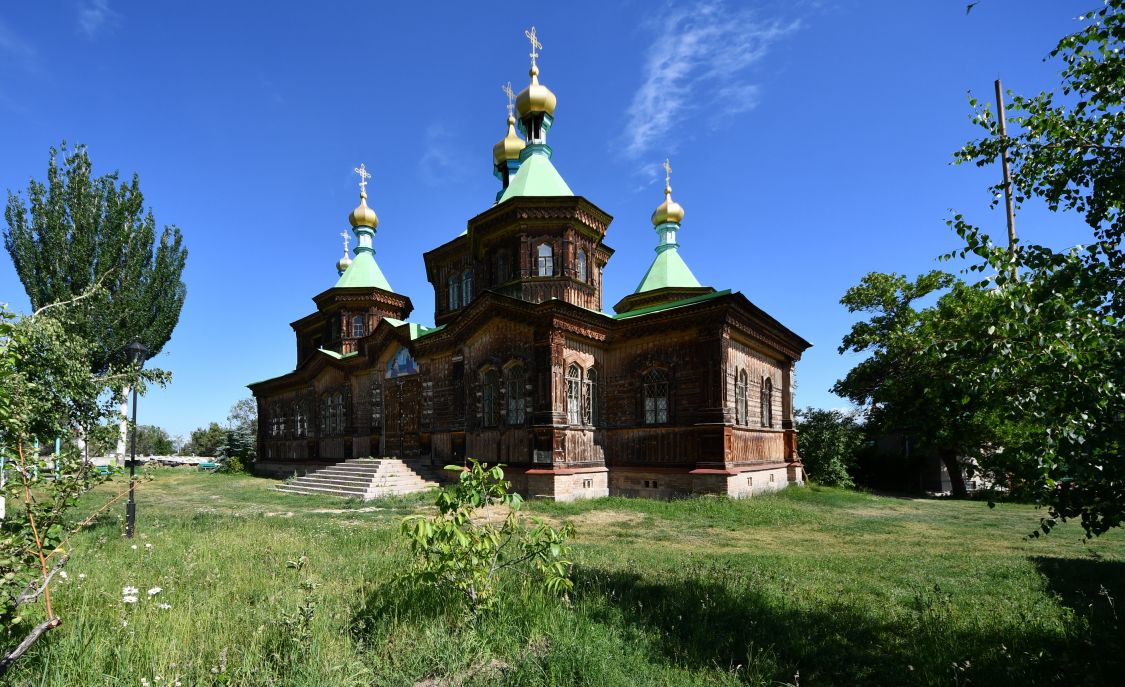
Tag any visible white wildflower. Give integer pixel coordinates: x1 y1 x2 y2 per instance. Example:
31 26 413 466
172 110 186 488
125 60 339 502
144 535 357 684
123 595 138 604
78 573 86 580
130 544 137 550
123 586 139 595
145 543 153 550
58 571 68 579
158 603 172 610
147 586 162 596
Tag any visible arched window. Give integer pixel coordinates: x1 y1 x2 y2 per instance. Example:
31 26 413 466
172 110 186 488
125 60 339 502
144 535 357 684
447 275 460 311
761 377 773 428
583 368 598 426
506 364 526 425
643 369 669 424
735 369 748 426
566 363 582 425
352 315 365 338
482 369 500 428
462 270 473 307
537 244 553 277
576 249 587 282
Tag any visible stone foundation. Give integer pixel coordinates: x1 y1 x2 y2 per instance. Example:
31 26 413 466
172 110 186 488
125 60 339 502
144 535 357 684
608 463 799 499
506 466 609 502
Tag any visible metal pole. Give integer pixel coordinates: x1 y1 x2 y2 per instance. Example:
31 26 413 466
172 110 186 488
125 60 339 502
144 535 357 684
126 384 138 538
995 79 1019 280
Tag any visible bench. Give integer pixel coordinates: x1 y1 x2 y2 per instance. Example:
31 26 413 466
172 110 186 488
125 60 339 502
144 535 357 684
198 461 219 471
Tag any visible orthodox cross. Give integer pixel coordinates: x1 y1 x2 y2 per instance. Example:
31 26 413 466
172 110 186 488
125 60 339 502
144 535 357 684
663 158 672 188
339 230 350 253
502 81 515 117
354 163 371 194
525 26 541 67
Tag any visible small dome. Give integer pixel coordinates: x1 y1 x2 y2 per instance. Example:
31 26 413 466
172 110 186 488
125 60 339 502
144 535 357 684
336 251 353 274
651 185 685 225
348 191 379 228
493 114 527 164
516 65 557 118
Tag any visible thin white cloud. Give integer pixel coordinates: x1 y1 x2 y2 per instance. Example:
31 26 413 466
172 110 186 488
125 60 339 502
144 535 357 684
622 2 799 160
77 0 120 38
0 17 38 72
418 123 470 187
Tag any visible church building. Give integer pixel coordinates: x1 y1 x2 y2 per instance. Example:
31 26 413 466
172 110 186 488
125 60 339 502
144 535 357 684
248 29 811 500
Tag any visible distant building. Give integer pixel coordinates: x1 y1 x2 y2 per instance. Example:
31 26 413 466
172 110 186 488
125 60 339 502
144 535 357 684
248 34 811 500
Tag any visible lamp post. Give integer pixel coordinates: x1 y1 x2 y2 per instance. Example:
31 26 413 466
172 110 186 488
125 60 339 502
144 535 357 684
125 341 148 539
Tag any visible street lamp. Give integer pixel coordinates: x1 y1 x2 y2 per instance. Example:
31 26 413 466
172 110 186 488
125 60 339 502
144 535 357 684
125 341 148 539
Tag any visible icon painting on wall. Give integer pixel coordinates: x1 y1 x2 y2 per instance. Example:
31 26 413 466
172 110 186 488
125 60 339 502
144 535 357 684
386 346 418 378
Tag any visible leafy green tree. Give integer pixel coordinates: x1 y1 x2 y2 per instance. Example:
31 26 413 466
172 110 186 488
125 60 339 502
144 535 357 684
181 422 225 457
3 142 187 374
950 3 1125 536
133 424 173 456
795 407 863 488
0 303 164 674
401 460 575 617
833 272 1013 497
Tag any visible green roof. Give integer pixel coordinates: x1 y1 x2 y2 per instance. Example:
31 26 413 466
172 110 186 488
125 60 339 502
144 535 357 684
383 318 443 340
634 247 702 293
334 251 392 291
498 149 573 203
317 348 359 360
614 289 731 320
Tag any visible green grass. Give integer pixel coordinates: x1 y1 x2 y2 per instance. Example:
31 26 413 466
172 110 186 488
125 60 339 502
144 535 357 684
7 469 1124 686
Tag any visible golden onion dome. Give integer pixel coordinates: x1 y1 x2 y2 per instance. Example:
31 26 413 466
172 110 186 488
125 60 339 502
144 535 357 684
493 114 526 164
651 184 685 225
516 65 557 118
348 191 379 229
336 251 353 273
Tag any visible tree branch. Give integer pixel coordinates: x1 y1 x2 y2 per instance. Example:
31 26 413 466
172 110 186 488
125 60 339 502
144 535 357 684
15 555 69 607
0 617 62 677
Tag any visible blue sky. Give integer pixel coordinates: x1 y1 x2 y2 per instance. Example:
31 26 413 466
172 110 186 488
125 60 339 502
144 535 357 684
0 1 1096 440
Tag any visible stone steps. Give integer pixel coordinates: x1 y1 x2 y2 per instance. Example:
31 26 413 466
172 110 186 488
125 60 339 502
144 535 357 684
276 458 443 500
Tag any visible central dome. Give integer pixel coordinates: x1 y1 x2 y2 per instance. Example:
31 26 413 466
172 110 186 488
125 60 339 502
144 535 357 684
516 65 557 117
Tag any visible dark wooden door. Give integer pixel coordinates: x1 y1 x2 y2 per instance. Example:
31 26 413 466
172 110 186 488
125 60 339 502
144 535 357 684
385 376 422 457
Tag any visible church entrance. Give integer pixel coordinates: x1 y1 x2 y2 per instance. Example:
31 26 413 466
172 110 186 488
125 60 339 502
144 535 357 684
385 376 421 457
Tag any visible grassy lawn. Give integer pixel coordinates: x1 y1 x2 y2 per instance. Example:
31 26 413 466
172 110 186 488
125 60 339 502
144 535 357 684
8 469 1124 686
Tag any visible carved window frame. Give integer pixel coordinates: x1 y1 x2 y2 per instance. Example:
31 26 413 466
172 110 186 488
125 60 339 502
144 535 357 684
735 369 748 426
505 362 527 426
583 367 598 426
351 314 366 338
576 249 587 282
481 367 500 428
761 377 774 428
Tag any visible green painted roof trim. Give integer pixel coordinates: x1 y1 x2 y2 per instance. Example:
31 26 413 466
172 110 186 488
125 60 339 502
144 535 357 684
317 348 359 360
382 317 443 340
498 148 573 203
334 250 392 291
634 247 702 293
613 289 731 320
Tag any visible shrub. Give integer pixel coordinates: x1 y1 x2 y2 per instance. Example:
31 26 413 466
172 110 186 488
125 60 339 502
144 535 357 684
400 459 574 617
796 407 864 488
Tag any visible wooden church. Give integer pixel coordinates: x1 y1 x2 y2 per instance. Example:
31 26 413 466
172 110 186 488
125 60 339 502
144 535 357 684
249 30 811 500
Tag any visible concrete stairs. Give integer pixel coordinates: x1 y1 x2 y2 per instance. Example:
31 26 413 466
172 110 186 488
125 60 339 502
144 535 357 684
276 457 445 500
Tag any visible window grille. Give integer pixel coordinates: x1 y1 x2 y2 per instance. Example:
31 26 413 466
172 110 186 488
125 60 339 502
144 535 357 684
583 368 598 425
506 365 527 425
482 369 500 428
462 270 472 307
566 363 582 425
352 315 365 338
761 377 774 428
735 369 748 426
643 369 669 424
576 249 587 282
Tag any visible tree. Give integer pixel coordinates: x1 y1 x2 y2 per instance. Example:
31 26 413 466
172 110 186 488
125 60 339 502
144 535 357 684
181 422 225 457
795 407 864 488
950 3 1125 536
133 425 174 456
833 272 1013 498
0 303 164 674
3 143 187 376
227 397 257 437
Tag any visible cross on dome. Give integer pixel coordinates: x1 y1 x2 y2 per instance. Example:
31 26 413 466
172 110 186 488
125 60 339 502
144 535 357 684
340 230 350 253
354 163 371 194
502 81 516 117
525 26 541 67
663 158 672 191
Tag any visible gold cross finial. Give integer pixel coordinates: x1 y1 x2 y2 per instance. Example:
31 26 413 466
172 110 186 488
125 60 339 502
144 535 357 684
663 158 672 191
525 26 542 67
502 81 516 117
339 230 350 253
353 163 371 194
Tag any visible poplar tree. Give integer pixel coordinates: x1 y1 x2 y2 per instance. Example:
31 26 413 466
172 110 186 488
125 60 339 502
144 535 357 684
3 142 187 373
